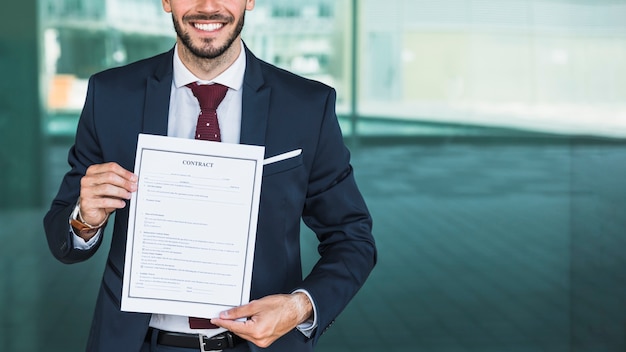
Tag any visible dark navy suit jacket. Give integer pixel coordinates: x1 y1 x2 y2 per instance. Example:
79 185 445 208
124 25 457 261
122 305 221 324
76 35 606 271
44 46 376 352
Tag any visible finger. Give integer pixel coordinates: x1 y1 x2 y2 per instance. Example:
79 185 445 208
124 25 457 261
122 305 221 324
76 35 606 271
218 303 256 320
210 318 247 332
84 163 137 193
210 318 263 346
78 193 127 225
82 195 128 212
86 162 137 182
211 304 258 337
82 181 135 201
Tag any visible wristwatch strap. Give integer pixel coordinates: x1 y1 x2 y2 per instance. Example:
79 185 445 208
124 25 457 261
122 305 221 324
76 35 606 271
69 200 108 236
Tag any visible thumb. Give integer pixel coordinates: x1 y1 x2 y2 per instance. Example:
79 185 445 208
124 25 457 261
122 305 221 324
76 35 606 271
220 303 254 320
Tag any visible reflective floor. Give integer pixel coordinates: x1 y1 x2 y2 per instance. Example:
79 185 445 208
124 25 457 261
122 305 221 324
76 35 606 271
1 139 625 351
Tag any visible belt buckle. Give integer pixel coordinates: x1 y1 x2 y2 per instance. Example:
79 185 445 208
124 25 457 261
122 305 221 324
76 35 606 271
198 334 221 352
198 332 235 351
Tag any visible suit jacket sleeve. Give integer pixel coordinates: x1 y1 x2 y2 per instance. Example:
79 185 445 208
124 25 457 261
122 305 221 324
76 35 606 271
43 77 106 264
298 89 377 342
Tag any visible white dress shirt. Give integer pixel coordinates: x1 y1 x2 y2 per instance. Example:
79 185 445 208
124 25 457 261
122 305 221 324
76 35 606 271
149 41 247 338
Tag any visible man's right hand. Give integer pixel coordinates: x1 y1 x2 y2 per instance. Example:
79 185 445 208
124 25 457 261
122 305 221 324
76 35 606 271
78 162 138 231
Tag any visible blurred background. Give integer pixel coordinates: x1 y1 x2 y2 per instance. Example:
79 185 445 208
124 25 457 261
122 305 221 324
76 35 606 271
1 0 625 351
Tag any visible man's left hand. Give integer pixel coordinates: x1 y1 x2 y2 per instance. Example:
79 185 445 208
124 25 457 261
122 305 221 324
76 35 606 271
210 292 313 348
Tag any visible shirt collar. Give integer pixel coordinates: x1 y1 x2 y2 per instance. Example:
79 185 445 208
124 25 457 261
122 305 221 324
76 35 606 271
173 40 246 91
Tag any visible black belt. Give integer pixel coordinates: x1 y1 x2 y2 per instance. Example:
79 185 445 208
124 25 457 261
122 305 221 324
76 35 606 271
146 328 245 351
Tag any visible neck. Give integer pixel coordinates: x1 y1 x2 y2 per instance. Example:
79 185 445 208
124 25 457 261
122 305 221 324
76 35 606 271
177 38 242 81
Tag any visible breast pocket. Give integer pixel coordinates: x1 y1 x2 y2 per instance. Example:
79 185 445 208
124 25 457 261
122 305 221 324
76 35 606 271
262 153 303 177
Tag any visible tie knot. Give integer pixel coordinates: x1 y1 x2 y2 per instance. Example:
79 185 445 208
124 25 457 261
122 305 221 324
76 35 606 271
187 82 228 111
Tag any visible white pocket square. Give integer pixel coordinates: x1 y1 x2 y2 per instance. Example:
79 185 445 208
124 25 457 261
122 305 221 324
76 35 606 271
263 149 302 165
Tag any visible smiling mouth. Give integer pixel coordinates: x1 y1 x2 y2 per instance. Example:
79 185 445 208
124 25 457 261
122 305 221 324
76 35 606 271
193 23 224 32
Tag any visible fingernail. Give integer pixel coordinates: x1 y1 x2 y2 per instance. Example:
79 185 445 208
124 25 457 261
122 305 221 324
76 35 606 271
220 311 229 318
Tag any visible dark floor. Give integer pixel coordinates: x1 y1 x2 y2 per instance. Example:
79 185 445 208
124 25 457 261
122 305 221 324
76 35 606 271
1 138 625 351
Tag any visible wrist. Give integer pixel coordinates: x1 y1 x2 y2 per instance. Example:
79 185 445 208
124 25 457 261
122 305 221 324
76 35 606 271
70 199 108 238
292 292 313 324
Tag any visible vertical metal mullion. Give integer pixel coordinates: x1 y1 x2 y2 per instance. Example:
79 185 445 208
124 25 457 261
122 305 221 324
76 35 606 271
349 0 359 148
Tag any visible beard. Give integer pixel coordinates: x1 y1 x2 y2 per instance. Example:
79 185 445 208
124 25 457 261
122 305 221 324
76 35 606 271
172 12 245 59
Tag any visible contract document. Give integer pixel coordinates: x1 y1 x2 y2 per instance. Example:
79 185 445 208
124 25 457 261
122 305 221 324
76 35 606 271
121 133 264 320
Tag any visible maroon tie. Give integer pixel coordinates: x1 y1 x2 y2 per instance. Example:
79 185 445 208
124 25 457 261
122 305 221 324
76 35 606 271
186 82 228 329
187 82 228 142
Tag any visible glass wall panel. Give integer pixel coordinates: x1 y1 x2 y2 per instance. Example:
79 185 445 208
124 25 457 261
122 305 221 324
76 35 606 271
41 0 175 137
359 0 626 137
242 0 352 113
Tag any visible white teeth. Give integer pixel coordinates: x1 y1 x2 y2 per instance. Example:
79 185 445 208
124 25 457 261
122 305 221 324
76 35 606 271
194 23 223 32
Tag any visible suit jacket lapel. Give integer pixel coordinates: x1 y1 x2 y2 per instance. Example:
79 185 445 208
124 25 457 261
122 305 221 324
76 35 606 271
240 45 270 147
143 49 174 136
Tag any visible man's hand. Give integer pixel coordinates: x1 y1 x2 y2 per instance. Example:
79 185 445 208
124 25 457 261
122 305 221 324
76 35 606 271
210 292 313 348
77 162 137 239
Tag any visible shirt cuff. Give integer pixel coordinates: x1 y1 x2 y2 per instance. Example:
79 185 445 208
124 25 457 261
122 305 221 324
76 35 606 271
293 289 318 338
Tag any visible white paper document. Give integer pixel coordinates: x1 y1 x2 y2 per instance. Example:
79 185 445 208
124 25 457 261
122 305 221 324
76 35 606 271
121 134 265 320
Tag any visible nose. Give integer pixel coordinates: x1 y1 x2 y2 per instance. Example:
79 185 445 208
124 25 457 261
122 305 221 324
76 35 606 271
194 0 222 13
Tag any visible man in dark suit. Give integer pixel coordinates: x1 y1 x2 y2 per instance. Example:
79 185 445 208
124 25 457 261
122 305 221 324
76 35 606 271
44 1 376 351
